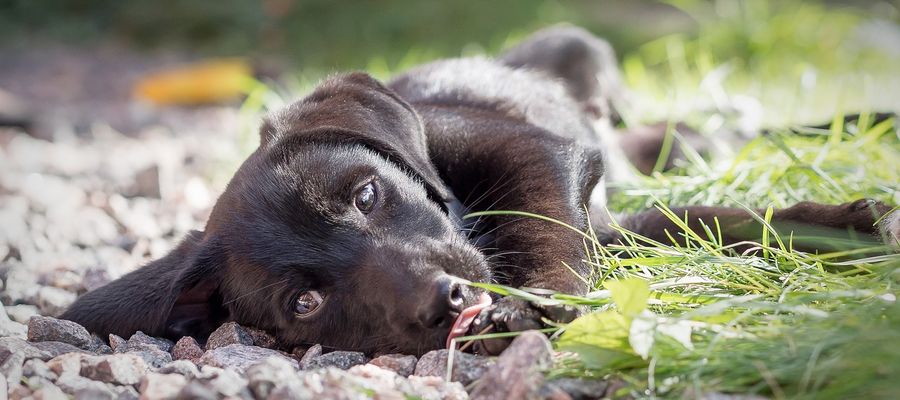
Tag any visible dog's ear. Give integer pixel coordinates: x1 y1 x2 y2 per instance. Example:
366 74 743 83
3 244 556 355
61 231 229 341
260 72 450 203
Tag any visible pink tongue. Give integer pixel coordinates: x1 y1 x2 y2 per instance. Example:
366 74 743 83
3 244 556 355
446 293 493 349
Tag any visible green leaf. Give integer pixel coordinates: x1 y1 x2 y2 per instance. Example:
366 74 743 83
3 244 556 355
604 278 650 318
558 311 638 368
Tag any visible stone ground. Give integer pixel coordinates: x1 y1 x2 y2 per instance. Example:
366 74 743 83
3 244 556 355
0 46 626 399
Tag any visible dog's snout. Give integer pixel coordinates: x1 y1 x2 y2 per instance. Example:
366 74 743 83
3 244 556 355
417 276 465 329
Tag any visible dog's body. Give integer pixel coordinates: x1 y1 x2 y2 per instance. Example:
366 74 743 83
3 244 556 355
63 26 897 355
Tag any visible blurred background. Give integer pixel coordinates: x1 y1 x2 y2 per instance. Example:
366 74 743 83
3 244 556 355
0 0 898 322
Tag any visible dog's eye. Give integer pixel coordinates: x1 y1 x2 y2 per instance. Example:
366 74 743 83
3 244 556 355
294 290 324 316
354 182 377 213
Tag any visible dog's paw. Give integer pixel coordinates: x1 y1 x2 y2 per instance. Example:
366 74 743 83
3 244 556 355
469 297 580 355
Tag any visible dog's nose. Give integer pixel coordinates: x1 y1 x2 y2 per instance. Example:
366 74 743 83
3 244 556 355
417 276 466 329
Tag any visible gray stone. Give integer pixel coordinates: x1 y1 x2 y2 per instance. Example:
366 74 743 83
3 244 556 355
128 349 172 369
402 375 468 400
30 341 91 358
470 330 553 400
111 385 140 400
246 356 299 399
171 336 203 361
81 353 148 385
55 374 115 399
27 315 93 350
47 352 87 377
540 378 613 400
139 372 187 400
1 337 52 362
245 326 278 348
108 334 126 352
303 351 369 371
414 349 494 386
369 353 417 377
0 303 27 338
4 304 40 324
32 382 67 400
89 335 113 354
22 359 58 381
175 380 219 400
205 322 252 350
297 344 322 369
198 344 298 374
1 351 25 393
124 331 173 353
35 286 78 316
156 359 200 378
195 365 250 397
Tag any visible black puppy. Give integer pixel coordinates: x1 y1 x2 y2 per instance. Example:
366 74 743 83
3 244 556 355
63 26 898 355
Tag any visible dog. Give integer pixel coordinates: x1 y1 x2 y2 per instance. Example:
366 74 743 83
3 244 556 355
62 26 898 356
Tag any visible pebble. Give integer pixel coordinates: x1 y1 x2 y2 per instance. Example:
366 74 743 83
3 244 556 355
245 326 278 348
1 337 53 361
303 350 369 371
369 353 418 377
0 303 27 338
205 321 252 350
27 315 93 350
4 304 40 324
414 349 494 386
470 331 553 400
171 336 204 361
55 374 115 398
30 341 91 358
22 359 58 381
156 359 201 378
80 353 148 385
34 286 78 316
139 372 187 400
245 356 299 399
108 334 126 352
124 331 173 353
198 344 299 374
298 343 323 369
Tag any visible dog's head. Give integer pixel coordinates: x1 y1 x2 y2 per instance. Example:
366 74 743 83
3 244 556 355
116 73 490 354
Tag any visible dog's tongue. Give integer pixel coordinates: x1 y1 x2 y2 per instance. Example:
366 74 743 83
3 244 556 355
446 293 493 349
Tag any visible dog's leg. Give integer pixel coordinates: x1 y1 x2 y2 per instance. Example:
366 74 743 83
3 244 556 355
592 199 898 253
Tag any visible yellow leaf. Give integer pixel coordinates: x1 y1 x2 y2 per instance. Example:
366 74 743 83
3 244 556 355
134 59 253 105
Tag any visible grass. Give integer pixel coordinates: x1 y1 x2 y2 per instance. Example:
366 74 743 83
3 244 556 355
225 1 900 398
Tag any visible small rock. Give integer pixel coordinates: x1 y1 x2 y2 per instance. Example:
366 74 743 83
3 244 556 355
205 322 252 350
195 365 250 397
81 353 147 385
470 330 553 400
124 331 173 353
369 354 417 377
198 344 298 374
176 381 220 400
128 349 172 369
22 359 58 381
245 326 277 348
111 385 140 400
298 344 322 369
0 303 27 338
47 352 87 377
246 356 299 399
8 384 31 400
35 286 78 316
1 351 25 392
108 334 126 352
4 304 40 324
82 268 112 292
30 341 91 358
156 359 200 378
55 374 115 399
414 349 493 386
32 383 67 400
139 372 187 400
129 164 161 198
303 351 369 371
27 315 93 350
171 336 203 361
404 375 469 400
89 335 113 354
1 337 52 362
